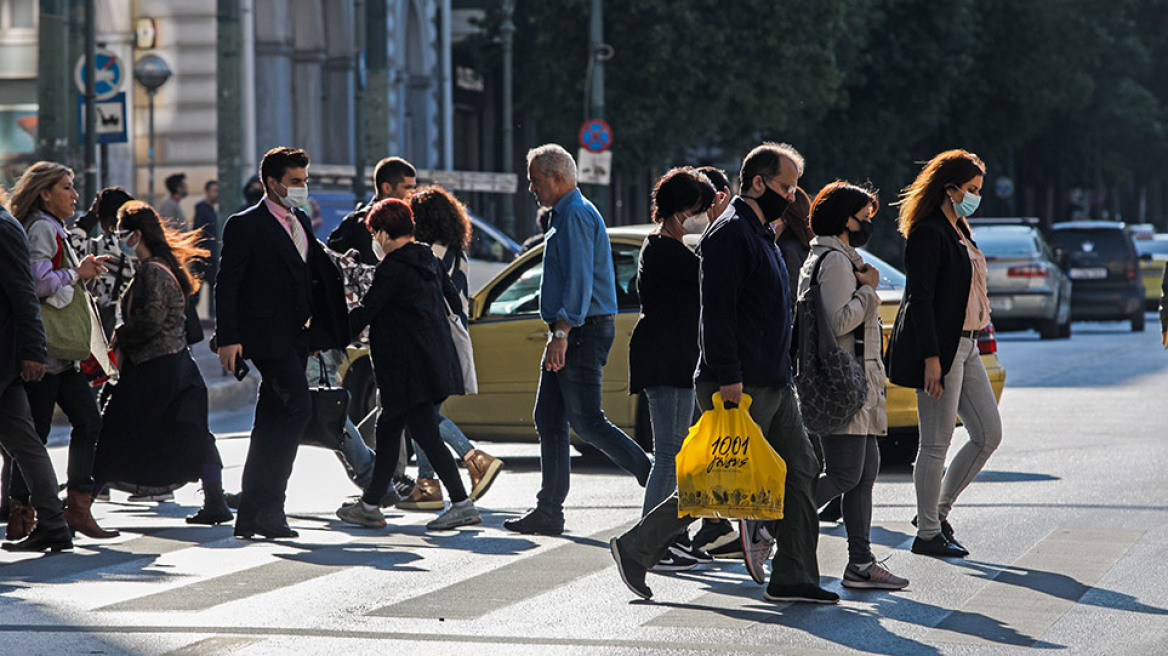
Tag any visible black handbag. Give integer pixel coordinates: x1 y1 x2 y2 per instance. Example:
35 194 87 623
794 250 869 436
302 354 350 450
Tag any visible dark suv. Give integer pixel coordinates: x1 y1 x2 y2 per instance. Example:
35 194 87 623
1048 221 1145 331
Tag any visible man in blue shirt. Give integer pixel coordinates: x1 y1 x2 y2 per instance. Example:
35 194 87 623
504 144 651 536
610 143 836 605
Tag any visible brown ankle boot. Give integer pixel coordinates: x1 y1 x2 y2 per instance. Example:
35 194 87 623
5 498 36 540
463 449 504 501
64 490 120 539
396 478 444 510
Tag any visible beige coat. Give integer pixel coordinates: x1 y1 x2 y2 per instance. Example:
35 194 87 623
797 236 887 436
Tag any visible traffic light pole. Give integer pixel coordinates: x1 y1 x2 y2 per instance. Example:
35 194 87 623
588 0 606 217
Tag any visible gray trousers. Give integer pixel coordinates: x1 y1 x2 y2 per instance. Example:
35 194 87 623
913 337 1002 539
617 382 822 587
816 434 879 563
0 373 66 530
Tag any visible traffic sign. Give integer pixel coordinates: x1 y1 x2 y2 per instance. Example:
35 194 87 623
78 92 128 144
994 176 1015 200
578 119 612 153
577 149 612 186
75 50 125 101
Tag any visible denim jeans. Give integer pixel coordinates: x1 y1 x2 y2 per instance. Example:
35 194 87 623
337 418 376 489
533 317 651 520
415 404 474 479
914 336 1002 539
641 385 697 516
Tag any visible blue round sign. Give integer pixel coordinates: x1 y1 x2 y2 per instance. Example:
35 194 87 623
578 119 612 153
74 50 124 101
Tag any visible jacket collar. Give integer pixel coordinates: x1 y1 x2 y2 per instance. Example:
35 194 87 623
809 235 863 267
254 201 310 275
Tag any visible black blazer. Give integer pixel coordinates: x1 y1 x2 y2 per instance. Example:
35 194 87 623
885 210 974 389
0 207 47 378
350 241 464 417
214 201 349 360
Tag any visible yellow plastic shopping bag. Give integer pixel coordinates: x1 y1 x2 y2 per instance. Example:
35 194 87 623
676 392 786 520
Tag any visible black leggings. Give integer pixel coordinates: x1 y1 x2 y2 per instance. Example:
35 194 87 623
361 401 468 506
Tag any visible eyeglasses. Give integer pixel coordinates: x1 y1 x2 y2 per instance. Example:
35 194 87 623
115 229 132 238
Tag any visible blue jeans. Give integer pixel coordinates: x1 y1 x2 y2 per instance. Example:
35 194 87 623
533 317 651 520
641 385 697 516
338 418 376 489
415 404 474 479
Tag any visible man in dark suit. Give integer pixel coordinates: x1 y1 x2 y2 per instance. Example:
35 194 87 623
214 147 349 539
0 199 72 552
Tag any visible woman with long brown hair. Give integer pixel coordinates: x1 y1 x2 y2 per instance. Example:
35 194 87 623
885 149 1002 558
8 161 117 541
92 201 233 525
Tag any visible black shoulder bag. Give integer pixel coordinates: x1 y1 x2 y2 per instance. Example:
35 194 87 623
794 250 869 436
302 354 351 450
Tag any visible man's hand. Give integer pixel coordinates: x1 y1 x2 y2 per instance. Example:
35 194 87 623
720 382 743 406
855 263 879 289
20 361 45 383
218 343 243 374
544 337 567 372
924 356 943 399
75 254 107 281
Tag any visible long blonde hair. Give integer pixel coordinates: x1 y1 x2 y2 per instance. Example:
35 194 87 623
894 150 985 237
8 161 74 226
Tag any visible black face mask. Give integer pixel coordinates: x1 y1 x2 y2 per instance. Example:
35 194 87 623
752 179 791 223
849 219 874 247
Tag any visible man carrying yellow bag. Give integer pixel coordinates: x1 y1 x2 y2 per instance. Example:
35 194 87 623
610 143 834 604
675 392 786 520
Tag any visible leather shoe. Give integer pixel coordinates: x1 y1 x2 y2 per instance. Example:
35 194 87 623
2 524 73 552
234 517 298 540
502 508 564 536
911 534 968 558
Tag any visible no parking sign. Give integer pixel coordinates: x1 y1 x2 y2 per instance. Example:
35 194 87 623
578 119 612 153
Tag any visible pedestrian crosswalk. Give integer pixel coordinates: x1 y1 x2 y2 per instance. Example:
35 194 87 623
1 504 1157 655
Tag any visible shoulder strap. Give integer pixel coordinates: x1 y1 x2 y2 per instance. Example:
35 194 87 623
810 248 867 357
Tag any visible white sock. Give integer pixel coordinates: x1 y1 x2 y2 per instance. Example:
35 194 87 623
361 501 378 512
453 499 471 508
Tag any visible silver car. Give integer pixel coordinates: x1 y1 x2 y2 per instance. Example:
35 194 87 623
971 224 1073 339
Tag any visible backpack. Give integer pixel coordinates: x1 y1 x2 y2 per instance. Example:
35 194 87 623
794 250 868 436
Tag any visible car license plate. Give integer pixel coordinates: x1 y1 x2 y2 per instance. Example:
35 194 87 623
1069 267 1107 280
989 297 1013 311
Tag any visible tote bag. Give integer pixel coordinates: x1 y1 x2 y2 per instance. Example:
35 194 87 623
794 251 868 436
676 392 787 520
441 294 477 395
302 354 350 450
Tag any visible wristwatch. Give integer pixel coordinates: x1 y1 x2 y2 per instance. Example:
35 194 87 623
551 328 569 340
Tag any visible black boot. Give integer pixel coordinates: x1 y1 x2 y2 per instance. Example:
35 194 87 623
186 483 234 525
2 523 73 552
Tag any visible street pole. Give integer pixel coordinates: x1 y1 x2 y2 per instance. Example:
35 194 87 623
588 0 606 217
36 1 70 163
353 0 366 205
83 0 96 206
216 0 243 225
147 90 156 206
500 0 516 237
135 54 172 207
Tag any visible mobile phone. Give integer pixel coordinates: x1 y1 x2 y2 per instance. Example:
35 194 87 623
233 357 250 381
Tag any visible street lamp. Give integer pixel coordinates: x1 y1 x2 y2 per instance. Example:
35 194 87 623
133 54 172 205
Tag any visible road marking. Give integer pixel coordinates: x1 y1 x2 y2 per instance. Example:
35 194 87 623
0 532 198 583
927 526 1143 646
162 636 265 655
369 522 635 619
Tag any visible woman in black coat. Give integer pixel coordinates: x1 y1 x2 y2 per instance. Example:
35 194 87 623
334 198 479 532
885 149 1002 559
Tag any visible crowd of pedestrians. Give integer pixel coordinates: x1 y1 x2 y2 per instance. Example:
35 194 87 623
0 141 1003 609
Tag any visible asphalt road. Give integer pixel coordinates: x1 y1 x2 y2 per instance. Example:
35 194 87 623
5 317 1168 655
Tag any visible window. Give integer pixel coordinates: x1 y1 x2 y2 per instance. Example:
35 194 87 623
2 0 35 29
486 256 543 317
611 242 641 310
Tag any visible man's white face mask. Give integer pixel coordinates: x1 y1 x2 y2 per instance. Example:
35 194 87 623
682 211 709 235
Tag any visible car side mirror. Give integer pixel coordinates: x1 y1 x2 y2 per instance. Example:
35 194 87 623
1140 252 1153 262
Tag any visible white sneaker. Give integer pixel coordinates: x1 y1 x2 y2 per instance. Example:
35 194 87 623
426 502 482 530
842 560 909 590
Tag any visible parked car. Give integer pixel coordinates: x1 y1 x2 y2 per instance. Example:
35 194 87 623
969 224 1072 339
1048 221 1145 331
466 212 522 294
337 224 1006 453
1133 233 1168 311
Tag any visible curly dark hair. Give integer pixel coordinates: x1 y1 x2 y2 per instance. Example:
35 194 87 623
410 186 472 253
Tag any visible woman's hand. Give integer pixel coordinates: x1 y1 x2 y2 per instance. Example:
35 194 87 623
855 263 879 289
924 356 943 399
75 254 108 281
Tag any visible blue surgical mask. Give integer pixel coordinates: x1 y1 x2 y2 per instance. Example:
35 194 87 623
952 188 981 217
119 232 137 257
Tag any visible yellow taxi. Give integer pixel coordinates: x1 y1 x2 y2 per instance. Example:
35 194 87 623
1133 231 1168 311
338 224 1006 451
